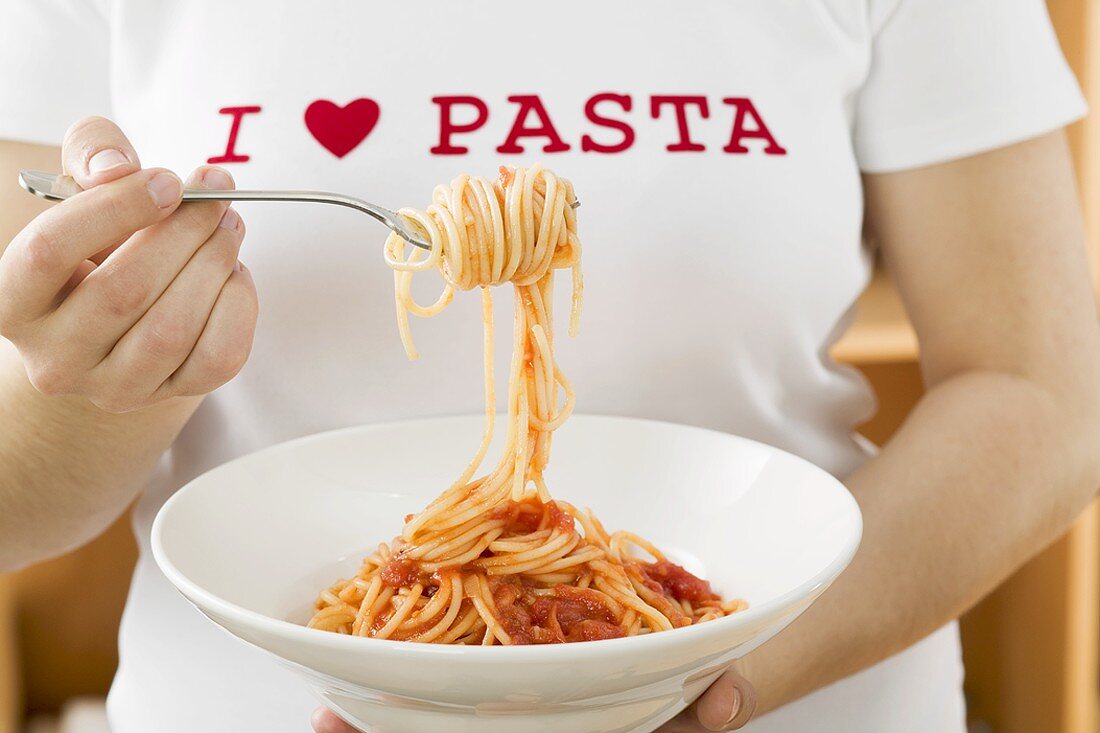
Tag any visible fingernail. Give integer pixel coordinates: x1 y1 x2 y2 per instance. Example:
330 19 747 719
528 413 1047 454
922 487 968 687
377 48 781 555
87 148 130 174
202 168 233 190
723 687 742 728
147 172 182 208
235 260 245 272
219 207 240 231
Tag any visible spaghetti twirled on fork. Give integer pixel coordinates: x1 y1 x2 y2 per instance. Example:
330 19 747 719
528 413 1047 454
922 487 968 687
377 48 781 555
307 166 745 644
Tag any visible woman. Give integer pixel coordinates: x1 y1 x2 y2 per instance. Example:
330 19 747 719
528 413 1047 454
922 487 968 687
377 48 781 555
1 1 1098 731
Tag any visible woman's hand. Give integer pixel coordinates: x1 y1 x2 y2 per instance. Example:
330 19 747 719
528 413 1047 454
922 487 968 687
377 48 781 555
310 708 357 733
0 116 257 413
0 115 261 569
308 668 756 732
657 668 757 731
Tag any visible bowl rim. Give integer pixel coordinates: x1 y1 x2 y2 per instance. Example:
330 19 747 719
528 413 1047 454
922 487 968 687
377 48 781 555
151 413 863 663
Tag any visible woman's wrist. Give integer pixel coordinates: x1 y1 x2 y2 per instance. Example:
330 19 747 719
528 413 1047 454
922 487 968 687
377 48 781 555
0 346 203 569
2 346 202 426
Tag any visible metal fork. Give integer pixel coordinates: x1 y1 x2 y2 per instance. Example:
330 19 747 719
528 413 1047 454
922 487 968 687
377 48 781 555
19 169 434 250
19 170 581 252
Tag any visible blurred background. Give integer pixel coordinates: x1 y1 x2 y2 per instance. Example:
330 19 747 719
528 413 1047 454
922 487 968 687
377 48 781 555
1 2 1099 732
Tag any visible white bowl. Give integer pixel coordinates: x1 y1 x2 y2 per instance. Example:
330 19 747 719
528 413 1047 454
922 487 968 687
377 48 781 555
152 415 861 733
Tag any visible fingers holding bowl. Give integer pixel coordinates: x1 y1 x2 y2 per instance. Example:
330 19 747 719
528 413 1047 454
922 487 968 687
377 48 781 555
311 707 363 733
692 668 758 731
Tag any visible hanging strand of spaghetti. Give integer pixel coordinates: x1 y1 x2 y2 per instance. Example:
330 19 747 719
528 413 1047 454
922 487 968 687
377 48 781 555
309 166 743 644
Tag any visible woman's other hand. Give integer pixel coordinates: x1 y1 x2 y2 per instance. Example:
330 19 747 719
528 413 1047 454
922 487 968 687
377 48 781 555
308 667 756 732
0 115 257 413
310 708 359 733
659 667 757 731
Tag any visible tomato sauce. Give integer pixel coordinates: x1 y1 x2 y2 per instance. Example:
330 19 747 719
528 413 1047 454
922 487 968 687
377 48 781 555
379 558 422 588
639 560 719 603
488 498 575 535
546 501 576 533
490 578 625 644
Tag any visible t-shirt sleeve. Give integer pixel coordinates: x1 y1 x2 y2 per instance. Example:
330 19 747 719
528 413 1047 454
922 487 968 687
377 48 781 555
0 0 112 146
854 0 1087 173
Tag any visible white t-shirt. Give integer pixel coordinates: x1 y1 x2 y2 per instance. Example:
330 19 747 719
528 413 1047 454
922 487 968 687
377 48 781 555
1 2 1086 731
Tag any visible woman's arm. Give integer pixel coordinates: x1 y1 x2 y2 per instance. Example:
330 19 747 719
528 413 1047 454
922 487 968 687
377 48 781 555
706 129 1100 723
0 119 257 571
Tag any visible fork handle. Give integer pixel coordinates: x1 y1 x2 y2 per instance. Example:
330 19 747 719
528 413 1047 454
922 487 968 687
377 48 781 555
18 170 433 251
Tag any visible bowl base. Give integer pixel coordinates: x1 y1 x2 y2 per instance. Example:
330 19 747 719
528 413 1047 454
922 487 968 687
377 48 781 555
316 686 692 733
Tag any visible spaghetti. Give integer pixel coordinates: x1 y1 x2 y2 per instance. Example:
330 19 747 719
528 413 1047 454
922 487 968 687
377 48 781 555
308 165 745 644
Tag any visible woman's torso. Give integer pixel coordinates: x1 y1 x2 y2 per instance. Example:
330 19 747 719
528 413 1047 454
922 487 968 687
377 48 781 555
103 2 965 730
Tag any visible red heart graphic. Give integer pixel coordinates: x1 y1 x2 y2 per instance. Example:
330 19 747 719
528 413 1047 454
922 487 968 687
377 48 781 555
304 98 380 158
